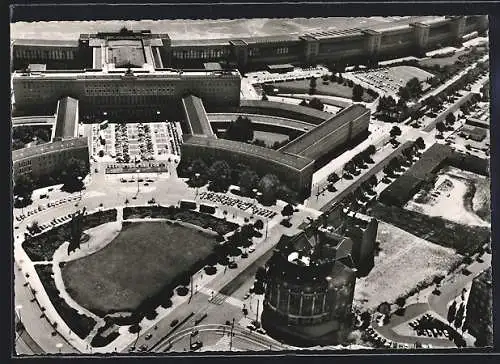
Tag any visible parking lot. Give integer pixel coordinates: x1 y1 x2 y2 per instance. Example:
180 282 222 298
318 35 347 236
91 121 183 165
246 65 330 85
351 65 433 95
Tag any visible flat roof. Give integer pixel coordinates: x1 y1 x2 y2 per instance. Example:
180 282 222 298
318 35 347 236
107 40 146 67
12 68 241 80
182 134 314 171
12 38 79 47
13 137 88 161
28 64 47 72
267 64 294 70
240 100 331 122
203 62 222 71
280 104 369 158
182 95 215 137
12 115 56 125
54 97 78 140
171 38 230 47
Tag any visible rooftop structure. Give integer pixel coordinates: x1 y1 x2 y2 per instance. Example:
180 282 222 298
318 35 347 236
280 104 370 160
182 95 215 137
53 97 79 141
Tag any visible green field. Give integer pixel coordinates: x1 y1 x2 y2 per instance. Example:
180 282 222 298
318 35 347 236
61 221 217 314
269 79 375 102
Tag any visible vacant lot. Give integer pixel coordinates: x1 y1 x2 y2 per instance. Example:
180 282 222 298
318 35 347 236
354 221 461 311
405 166 490 227
62 221 217 314
368 202 491 255
269 79 375 102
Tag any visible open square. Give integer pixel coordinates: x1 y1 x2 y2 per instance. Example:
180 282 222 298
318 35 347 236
61 221 218 314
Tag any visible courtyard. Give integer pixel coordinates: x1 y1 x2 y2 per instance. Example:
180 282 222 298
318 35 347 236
61 221 218 314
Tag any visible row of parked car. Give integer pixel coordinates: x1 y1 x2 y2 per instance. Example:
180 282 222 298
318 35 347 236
15 194 80 222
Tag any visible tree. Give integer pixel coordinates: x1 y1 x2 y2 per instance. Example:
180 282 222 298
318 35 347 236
406 77 422 97
255 266 266 282
366 144 376 156
257 174 281 205
254 219 264 230
445 113 456 126
238 168 259 197
415 137 426 150
390 126 402 139
368 175 378 186
343 161 356 175
61 157 89 192
281 203 294 220
225 116 254 142
352 84 364 102
398 86 411 101
261 93 268 101
309 77 317 90
208 160 232 192
436 121 446 136
327 172 340 184
447 301 457 324
454 303 465 329
14 174 34 201
309 97 324 111
188 159 208 179
395 297 406 307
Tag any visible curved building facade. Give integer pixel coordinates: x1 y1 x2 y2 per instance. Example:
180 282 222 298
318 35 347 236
262 227 357 346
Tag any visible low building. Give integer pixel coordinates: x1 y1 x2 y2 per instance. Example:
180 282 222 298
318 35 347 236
13 137 89 180
262 224 357 346
463 267 493 347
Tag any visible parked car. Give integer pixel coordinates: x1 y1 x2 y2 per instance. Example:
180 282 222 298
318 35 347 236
190 341 203 351
170 319 179 327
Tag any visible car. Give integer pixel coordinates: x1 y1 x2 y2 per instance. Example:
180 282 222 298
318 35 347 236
190 341 203 351
228 262 238 269
476 257 484 263
145 333 153 340
247 324 257 331
462 268 472 276
170 319 179 327
248 247 256 253
241 252 248 258
256 328 266 335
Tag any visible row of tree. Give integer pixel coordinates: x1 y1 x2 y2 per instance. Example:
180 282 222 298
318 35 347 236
14 157 89 208
186 159 297 205
342 144 377 177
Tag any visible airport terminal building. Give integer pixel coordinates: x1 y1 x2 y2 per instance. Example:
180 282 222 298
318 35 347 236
12 16 488 73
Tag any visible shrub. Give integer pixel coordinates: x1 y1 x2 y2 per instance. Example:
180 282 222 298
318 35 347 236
129 323 141 334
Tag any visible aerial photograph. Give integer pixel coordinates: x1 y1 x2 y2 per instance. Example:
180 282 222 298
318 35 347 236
11 15 492 355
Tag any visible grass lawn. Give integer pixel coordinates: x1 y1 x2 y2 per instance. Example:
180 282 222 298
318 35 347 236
354 221 461 311
61 221 217 314
269 79 375 102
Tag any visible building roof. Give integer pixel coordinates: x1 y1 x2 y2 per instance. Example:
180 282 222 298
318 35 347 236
12 38 79 47
240 100 331 123
267 64 294 71
182 134 314 171
182 95 215 137
12 137 88 161
203 62 223 71
280 104 369 159
107 40 146 67
54 97 79 140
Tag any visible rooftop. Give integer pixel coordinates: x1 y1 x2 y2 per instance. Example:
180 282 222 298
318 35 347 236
12 38 79 47
54 97 79 140
13 137 88 161
240 100 331 123
280 104 369 158
182 95 215 137
182 134 314 171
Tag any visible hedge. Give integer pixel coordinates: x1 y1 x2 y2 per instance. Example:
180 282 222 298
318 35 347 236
35 264 96 339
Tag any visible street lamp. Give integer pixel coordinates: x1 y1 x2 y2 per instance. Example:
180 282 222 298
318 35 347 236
265 217 269 239
136 169 140 195
194 173 200 198
77 176 83 200
18 196 24 216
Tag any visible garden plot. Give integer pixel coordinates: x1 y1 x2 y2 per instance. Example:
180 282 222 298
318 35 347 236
354 221 461 311
405 166 490 227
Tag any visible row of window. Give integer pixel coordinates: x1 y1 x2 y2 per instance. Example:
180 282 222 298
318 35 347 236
15 48 76 60
172 48 228 60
